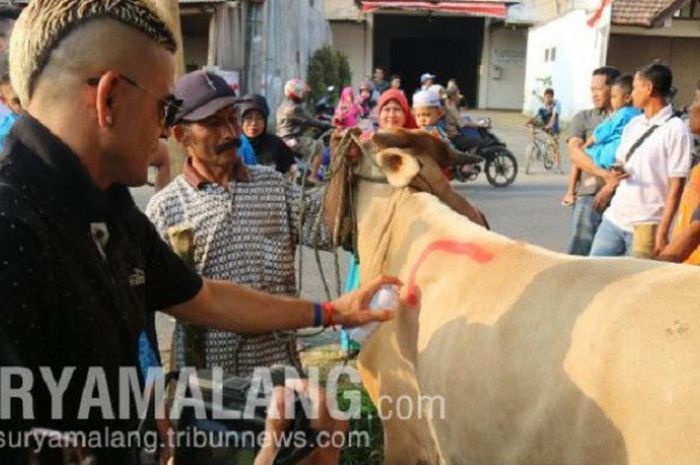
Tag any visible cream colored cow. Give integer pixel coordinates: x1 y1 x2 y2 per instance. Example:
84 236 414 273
344 129 700 465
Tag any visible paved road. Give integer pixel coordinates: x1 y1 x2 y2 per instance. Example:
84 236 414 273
455 109 572 253
130 110 575 353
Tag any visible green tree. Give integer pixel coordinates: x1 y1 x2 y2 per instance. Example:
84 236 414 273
337 51 352 89
307 46 353 107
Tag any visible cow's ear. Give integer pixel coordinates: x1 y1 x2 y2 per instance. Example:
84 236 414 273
375 148 421 187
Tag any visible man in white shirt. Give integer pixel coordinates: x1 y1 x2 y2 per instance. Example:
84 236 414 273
590 63 692 257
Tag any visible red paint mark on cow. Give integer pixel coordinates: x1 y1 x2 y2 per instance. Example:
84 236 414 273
406 240 494 298
406 290 418 307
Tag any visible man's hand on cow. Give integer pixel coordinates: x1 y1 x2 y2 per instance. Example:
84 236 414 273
330 275 410 327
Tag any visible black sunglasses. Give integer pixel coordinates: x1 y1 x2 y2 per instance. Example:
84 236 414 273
86 73 182 127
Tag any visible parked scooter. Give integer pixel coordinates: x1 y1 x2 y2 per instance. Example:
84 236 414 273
447 117 518 188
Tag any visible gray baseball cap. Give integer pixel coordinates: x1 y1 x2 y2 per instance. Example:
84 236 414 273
172 70 237 125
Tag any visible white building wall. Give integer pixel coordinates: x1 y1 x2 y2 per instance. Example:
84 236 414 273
479 25 528 110
324 0 362 20
507 0 600 25
523 9 608 121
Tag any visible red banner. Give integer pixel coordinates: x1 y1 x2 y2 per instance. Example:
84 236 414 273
587 0 613 28
361 1 508 18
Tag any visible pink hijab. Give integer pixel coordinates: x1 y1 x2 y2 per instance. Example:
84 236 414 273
334 86 362 128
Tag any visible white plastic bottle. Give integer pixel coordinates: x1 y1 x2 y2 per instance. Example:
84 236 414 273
346 284 400 349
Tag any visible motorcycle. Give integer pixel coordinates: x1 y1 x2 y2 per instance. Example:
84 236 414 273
281 86 337 185
447 117 518 188
314 85 336 123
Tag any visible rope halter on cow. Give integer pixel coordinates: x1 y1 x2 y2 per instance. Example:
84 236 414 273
294 127 486 313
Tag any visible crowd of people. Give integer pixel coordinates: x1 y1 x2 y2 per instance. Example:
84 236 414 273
192 66 493 187
1 1 700 464
561 63 700 262
339 64 700 264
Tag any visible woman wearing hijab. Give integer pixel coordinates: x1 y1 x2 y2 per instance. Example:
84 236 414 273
340 88 417 353
239 94 296 175
374 88 418 131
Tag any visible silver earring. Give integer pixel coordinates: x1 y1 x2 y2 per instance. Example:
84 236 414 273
105 115 113 127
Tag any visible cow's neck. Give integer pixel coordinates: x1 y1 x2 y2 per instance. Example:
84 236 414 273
351 152 397 283
355 178 408 284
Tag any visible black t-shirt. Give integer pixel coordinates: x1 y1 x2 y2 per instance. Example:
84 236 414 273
0 115 203 463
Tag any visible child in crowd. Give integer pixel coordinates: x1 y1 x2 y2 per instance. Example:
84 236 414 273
526 87 562 173
333 86 363 129
358 81 373 118
584 75 641 168
412 89 450 142
413 88 480 178
526 88 561 133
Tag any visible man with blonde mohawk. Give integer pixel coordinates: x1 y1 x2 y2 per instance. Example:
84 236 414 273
0 1 402 464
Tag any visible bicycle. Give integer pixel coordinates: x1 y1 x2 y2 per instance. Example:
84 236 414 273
524 125 558 174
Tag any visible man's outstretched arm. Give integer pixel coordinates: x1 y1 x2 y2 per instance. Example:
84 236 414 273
165 275 404 335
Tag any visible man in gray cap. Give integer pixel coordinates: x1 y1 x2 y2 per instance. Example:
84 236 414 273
147 68 356 464
0 2 400 463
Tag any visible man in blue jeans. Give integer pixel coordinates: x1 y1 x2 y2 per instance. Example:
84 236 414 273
589 63 691 257
563 66 620 255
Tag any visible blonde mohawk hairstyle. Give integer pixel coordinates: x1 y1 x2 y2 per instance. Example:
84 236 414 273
9 0 177 104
